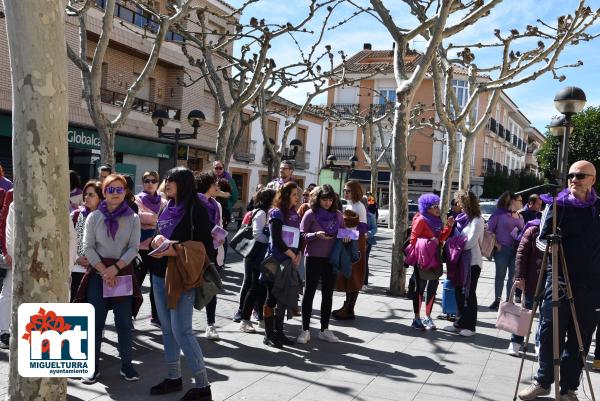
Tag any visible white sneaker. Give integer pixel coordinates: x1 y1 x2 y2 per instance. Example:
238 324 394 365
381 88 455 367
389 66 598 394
205 325 220 340
318 329 340 343
296 330 310 344
443 325 459 333
239 320 256 333
507 342 521 357
459 329 476 337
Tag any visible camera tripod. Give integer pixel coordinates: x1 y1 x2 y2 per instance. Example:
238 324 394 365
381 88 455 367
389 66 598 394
512 184 596 401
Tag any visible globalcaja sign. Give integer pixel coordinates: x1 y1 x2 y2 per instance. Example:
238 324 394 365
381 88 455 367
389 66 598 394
68 127 101 150
18 303 95 377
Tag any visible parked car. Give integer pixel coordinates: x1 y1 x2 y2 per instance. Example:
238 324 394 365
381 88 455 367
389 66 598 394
480 201 497 222
377 203 419 227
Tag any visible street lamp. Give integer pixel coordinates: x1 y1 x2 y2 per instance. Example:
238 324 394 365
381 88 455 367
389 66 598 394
327 154 358 194
549 86 586 183
151 109 205 167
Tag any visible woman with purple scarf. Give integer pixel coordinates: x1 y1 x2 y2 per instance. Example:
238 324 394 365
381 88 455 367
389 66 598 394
134 171 167 327
80 174 141 383
149 167 216 401
444 190 484 337
196 172 224 341
408 193 454 331
487 191 524 310
297 184 344 344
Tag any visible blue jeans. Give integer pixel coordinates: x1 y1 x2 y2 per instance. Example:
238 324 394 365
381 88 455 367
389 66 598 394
494 245 516 301
152 274 208 383
536 281 600 393
511 293 534 344
86 273 133 370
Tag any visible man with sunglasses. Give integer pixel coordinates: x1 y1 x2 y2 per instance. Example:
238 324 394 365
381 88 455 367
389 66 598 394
519 160 600 401
267 160 295 191
212 160 239 224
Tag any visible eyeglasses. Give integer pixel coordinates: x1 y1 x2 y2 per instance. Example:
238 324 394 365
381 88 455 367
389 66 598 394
343 188 351 193
568 173 593 180
105 186 125 194
83 192 96 198
214 166 223 170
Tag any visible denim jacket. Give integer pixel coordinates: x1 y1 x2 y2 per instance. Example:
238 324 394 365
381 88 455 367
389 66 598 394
330 238 360 278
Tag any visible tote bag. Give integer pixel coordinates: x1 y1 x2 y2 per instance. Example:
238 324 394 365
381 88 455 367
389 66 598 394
496 283 533 337
230 210 260 257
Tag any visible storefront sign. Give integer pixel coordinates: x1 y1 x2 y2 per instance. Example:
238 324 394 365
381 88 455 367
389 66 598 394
68 128 101 150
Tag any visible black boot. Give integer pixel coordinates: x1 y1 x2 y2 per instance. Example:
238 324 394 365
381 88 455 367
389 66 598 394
263 306 281 348
275 315 294 346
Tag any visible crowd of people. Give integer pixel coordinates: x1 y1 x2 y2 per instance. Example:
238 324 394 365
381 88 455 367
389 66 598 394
0 158 599 401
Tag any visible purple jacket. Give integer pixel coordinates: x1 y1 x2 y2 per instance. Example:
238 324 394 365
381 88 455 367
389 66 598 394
444 235 467 286
405 237 440 270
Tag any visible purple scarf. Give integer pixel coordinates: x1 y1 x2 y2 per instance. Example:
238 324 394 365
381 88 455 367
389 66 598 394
137 191 162 214
157 199 186 239
315 207 340 235
198 193 220 225
98 200 134 240
421 212 442 237
455 212 471 233
217 170 232 181
540 188 598 209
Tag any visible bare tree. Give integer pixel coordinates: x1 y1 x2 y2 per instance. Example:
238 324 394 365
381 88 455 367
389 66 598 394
66 0 194 166
5 0 70 400
432 1 599 199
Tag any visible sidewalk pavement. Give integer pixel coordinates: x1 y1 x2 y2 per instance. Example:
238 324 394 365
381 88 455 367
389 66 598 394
2 228 599 400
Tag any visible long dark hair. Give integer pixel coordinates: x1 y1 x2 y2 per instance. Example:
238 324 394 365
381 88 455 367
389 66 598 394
310 184 337 212
164 167 200 211
254 188 276 212
273 181 298 220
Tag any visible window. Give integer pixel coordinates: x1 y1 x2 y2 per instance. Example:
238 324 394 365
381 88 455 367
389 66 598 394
333 129 355 147
451 80 469 109
378 89 396 105
267 119 278 144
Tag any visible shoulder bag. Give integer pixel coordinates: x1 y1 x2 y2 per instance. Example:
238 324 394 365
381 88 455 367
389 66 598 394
230 209 260 257
496 283 533 337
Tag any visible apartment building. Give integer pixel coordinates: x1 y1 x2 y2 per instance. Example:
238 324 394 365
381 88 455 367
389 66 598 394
228 96 327 204
0 0 236 190
323 44 541 203
524 126 546 177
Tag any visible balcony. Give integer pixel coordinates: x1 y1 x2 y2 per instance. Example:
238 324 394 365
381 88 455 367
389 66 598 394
327 145 357 160
95 0 185 42
233 139 256 163
505 129 511 143
294 150 311 170
330 103 359 118
100 88 181 120
498 124 505 139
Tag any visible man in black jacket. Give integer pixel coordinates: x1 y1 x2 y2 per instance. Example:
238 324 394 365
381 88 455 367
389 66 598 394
519 193 543 224
519 160 600 401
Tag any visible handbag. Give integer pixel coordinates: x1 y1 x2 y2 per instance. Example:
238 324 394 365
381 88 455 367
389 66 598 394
230 209 260 257
496 283 533 337
480 225 496 259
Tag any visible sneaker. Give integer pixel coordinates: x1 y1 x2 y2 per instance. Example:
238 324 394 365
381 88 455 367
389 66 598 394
81 371 101 385
150 377 183 395
318 329 339 343
459 329 476 337
180 385 212 401
150 317 161 328
517 380 550 400
422 318 437 330
233 309 243 323
296 330 311 344
411 319 425 331
205 325 220 341
120 364 140 381
443 324 459 333
251 310 260 322
489 299 500 310
0 332 9 349
239 320 256 333
560 390 579 401
507 342 521 357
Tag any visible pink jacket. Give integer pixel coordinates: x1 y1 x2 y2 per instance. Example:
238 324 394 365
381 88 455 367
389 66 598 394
405 237 440 270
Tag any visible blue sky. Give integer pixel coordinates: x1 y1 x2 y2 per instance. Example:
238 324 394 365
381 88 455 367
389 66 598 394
227 0 600 132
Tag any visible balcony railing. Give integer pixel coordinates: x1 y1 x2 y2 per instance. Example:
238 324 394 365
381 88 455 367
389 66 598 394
100 88 181 120
294 150 310 170
505 129 511 143
327 145 357 160
95 0 184 42
330 103 359 117
233 139 256 163
498 124 505 139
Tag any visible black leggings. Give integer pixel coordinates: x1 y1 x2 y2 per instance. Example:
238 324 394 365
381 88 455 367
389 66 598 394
302 257 336 331
241 243 268 320
412 268 439 316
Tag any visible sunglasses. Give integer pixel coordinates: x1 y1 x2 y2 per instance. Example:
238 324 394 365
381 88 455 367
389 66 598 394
144 179 158 184
568 173 593 180
105 186 125 194
429 205 440 209
214 166 223 170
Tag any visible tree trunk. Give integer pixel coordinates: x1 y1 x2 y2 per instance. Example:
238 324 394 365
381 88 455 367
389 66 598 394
458 133 476 190
98 123 116 167
439 127 457 220
5 0 70 400
389 99 409 296
388 175 394 229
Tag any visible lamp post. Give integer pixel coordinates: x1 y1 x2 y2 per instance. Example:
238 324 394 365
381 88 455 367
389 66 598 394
548 86 586 184
151 109 205 168
327 154 358 194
